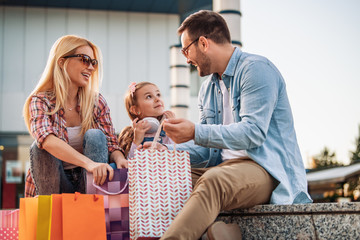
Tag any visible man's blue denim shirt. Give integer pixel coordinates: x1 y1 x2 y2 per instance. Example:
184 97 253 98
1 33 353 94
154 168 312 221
175 47 312 205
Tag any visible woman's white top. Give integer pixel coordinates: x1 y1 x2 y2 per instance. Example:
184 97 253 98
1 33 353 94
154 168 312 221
63 125 83 170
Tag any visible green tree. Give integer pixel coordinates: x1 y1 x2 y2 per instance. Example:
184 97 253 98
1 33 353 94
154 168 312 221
350 124 360 164
312 147 343 169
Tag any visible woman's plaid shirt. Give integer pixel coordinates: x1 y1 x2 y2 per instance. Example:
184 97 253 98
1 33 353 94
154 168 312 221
25 92 122 197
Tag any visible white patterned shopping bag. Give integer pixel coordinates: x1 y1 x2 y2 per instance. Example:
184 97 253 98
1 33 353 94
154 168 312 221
128 149 192 240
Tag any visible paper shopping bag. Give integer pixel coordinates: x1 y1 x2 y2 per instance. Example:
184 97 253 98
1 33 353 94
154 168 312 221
19 197 38 240
62 192 106 240
87 168 130 240
128 149 192 240
49 194 62 240
36 195 51 240
0 227 18 240
0 209 19 228
0 209 19 240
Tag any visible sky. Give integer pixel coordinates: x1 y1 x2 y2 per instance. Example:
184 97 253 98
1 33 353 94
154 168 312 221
240 0 360 166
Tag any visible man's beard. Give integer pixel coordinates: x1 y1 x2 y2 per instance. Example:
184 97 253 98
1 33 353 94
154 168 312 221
196 50 212 77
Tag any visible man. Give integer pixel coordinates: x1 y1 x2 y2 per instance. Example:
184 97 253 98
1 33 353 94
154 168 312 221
160 10 312 240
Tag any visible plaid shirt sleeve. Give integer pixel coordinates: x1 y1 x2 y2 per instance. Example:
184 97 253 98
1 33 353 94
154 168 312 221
29 95 57 149
25 169 36 197
95 94 123 154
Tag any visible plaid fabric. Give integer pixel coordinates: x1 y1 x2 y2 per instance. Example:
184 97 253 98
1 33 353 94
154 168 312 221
29 92 121 153
25 169 36 198
25 92 123 197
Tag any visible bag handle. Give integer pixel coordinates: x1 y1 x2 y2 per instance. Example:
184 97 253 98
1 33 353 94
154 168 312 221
150 115 166 149
74 192 100 201
150 115 176 152
92 175 129 195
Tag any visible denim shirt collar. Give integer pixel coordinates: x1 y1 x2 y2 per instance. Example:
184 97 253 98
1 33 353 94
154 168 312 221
211 47 242 89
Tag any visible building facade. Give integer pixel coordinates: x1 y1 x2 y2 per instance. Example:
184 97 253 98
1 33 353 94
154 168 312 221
0 0 241 208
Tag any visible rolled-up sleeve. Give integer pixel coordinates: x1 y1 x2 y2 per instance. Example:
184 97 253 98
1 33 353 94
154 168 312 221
29 96 57 149
96 94 122 154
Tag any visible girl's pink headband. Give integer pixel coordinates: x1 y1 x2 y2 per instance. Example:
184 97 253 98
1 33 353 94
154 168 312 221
128 82 136 97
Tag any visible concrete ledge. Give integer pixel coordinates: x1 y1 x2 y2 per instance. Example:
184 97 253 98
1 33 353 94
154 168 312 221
216 202 360 239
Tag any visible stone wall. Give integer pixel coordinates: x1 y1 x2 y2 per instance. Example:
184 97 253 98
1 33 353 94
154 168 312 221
217 202 360 239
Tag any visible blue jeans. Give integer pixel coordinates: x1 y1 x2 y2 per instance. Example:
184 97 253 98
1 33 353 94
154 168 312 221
30 129 109 195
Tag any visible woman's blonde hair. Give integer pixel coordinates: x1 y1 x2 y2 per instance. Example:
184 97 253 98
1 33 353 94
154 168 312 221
119 81 156 157
23 35 103 136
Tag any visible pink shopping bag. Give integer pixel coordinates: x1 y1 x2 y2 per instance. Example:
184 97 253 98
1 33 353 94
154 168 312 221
0 209 20 240
128 149 192 240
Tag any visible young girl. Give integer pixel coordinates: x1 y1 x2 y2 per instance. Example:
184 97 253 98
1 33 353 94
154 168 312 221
118 82 175 158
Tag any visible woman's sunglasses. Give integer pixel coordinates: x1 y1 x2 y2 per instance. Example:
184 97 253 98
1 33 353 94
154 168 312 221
63 54 98 68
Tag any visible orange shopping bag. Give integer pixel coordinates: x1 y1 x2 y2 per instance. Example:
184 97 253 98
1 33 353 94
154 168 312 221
19 197 38 240
49 194 62 240
62 192 106 240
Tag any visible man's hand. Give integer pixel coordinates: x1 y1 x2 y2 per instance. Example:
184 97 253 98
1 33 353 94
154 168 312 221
163 118 195 143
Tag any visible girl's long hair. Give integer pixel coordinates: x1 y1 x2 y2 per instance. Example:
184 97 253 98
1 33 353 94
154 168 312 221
118 81 156 157
23 35 103 136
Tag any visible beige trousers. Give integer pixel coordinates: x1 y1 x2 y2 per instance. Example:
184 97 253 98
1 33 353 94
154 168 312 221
161 158 276 240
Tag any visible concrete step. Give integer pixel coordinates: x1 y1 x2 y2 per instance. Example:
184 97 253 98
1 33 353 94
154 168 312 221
216 202 360 239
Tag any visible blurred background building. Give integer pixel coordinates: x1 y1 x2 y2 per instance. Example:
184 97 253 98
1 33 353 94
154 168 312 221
0 0 241 208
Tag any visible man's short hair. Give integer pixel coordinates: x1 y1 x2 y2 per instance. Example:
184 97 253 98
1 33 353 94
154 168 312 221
178 10 231 44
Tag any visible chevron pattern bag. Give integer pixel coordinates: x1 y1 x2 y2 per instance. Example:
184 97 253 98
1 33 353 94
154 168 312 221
128 122 192 240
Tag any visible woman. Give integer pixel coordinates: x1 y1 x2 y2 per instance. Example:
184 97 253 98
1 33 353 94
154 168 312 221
23 35 127 197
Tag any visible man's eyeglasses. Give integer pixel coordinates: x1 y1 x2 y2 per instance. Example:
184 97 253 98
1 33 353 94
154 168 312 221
63 54 98 68
181 37 200 57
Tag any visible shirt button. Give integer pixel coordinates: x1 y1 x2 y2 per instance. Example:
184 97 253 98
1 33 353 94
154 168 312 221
218 110 221 113
214 150 217 153
218 90 221 94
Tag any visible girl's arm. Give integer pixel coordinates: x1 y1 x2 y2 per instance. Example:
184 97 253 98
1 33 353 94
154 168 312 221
110 150 128 168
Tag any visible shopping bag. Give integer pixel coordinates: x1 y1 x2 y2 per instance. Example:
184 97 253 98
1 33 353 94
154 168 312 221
49 194 62 240
0 227 18 240
128 148 192 240
62 192 106 240
36 195 51 240
87 168 130 240
0 209 19 240
0 209 19 228
19 197 38 240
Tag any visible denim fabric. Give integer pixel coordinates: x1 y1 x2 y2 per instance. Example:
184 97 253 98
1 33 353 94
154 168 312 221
30 129 109 195
142 129 166 144
174 47 312 204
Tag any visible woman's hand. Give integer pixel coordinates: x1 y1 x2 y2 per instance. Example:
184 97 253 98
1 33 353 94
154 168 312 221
132 118 151 145
86 161 114 186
